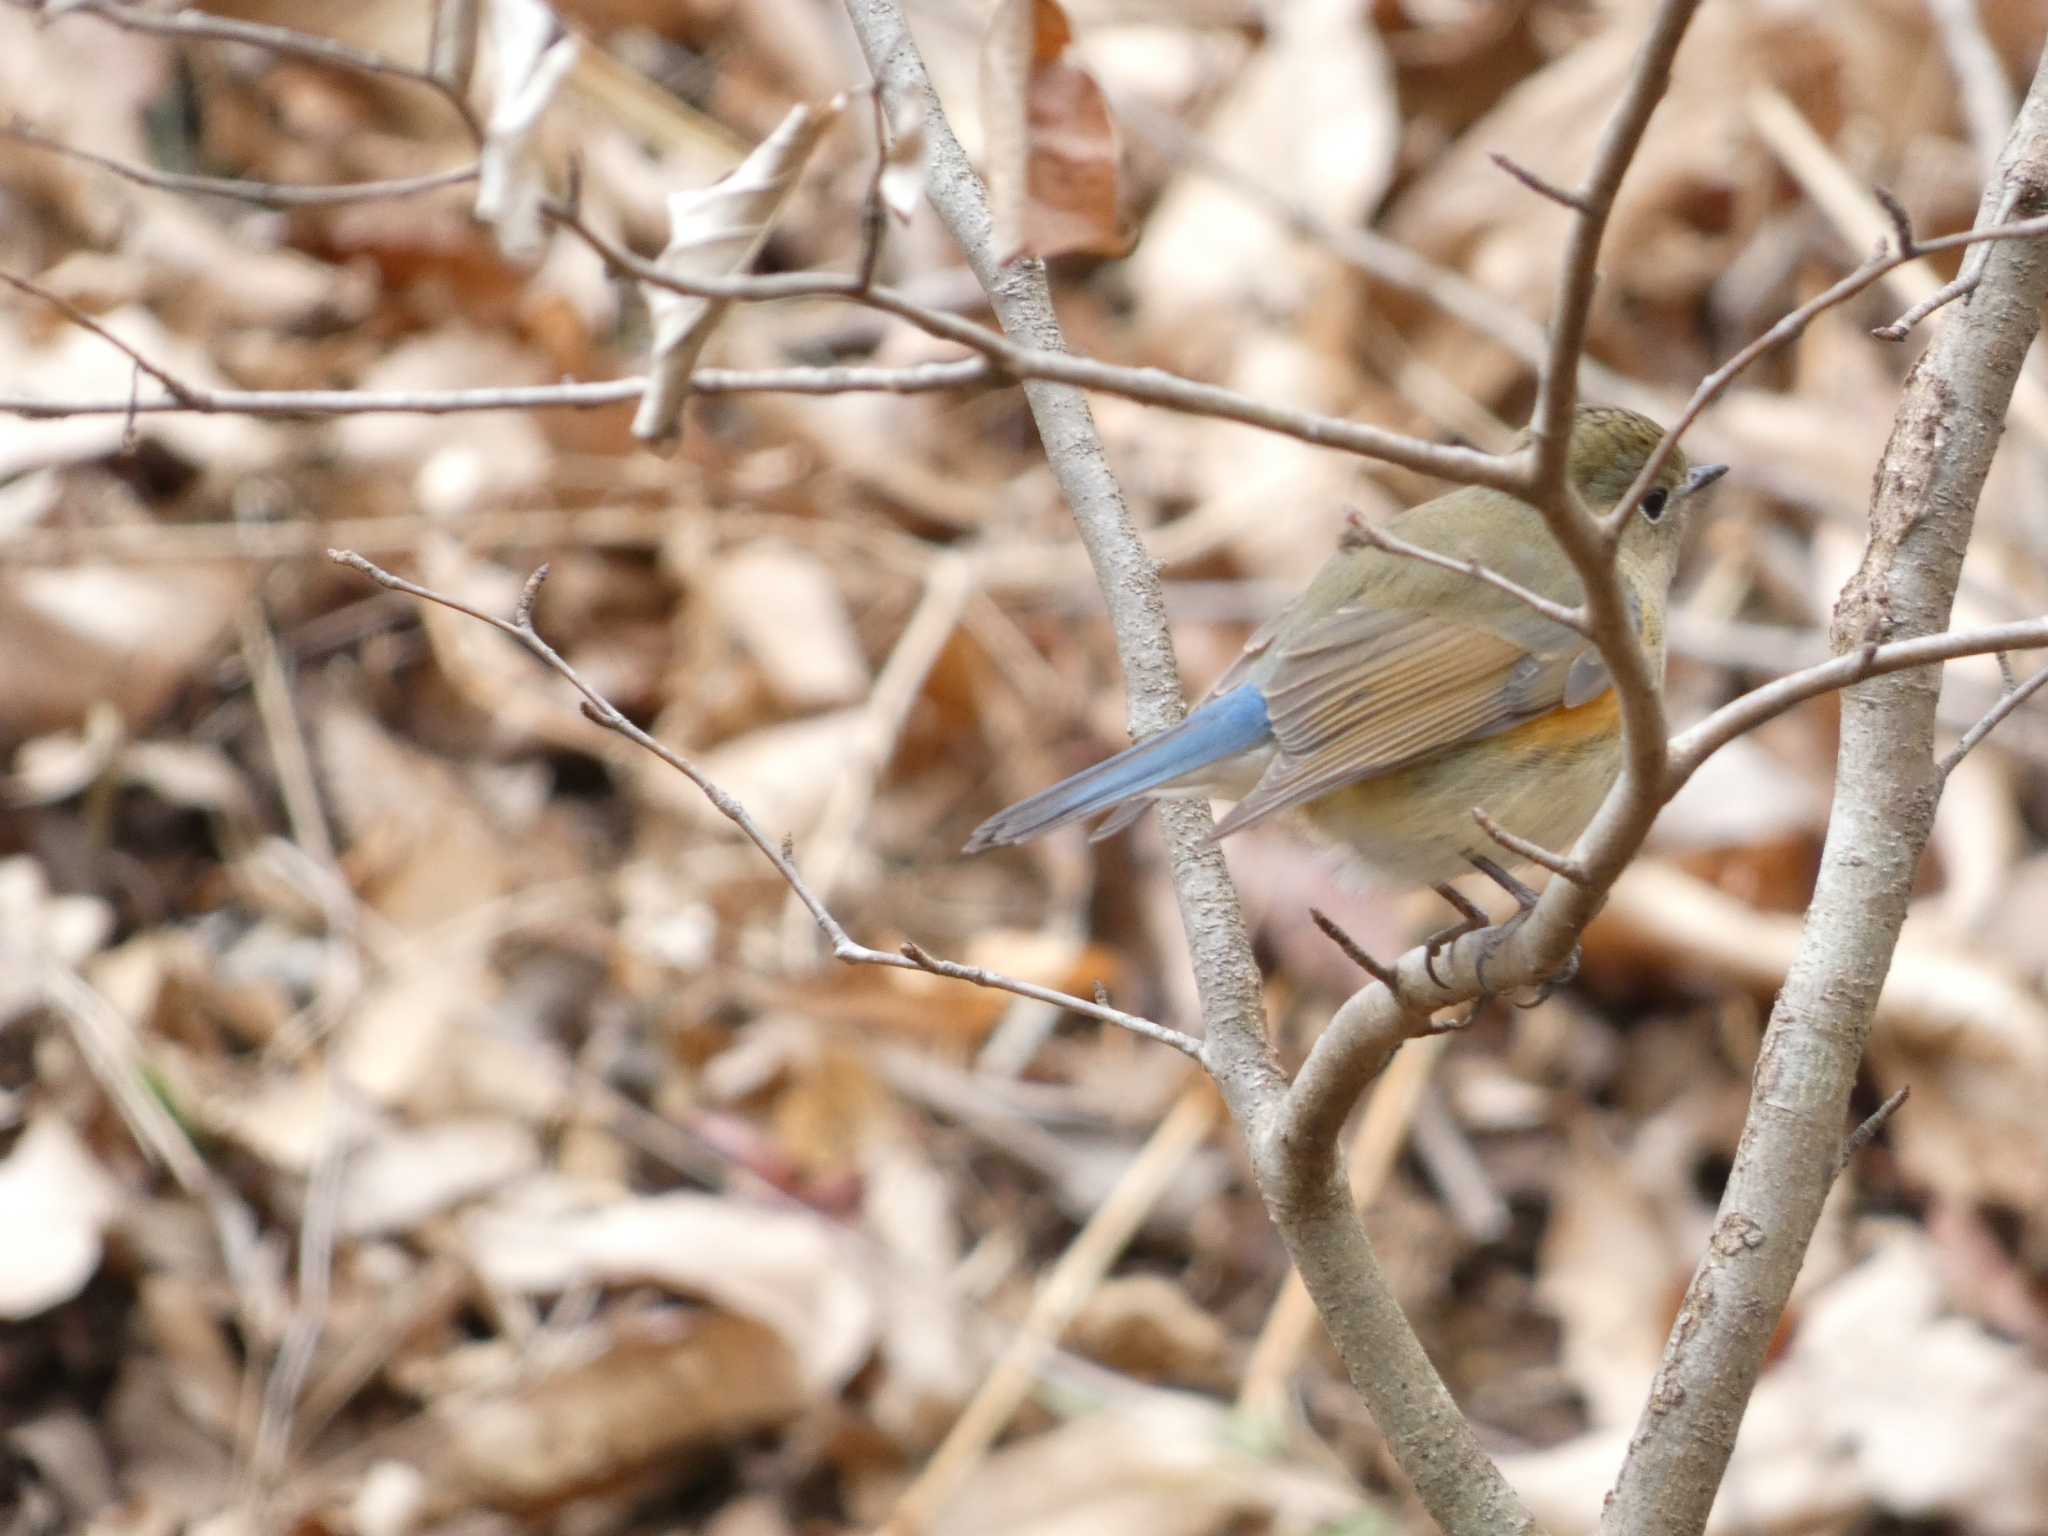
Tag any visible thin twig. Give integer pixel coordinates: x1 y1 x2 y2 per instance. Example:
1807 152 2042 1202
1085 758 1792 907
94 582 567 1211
20 0 484 143
1309 909 1400 992
0 122 478 207
1340 511 1589 634
1472 808 1590 883
0 268 197 402
0 346 989 420
1489 150 1591 212
1667 619 2048 791
1937 657 2048 777
1874 271 1983 340
1835 1086 1909 1176
1527 0 1706 495
1602 208 2048 539
323 550 1203 1059
1872 184 1919 257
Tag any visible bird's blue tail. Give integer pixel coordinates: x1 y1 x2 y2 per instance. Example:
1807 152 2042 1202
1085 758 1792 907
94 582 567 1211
964 685 1271 851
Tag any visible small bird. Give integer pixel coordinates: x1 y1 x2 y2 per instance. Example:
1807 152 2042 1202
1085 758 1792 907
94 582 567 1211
966 406 1725 946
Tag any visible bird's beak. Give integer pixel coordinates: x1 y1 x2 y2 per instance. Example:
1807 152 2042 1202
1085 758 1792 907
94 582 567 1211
1682 463 1729 498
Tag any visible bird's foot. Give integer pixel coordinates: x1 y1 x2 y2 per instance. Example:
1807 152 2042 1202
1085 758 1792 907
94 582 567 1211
1465 854 1576 1006
1424 882 1491 988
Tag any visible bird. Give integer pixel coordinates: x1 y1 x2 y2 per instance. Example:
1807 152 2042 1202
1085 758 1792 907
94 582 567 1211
964 406 1726 975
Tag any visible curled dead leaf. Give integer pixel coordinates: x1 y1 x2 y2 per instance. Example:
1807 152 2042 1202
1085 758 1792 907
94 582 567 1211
633 95 846 447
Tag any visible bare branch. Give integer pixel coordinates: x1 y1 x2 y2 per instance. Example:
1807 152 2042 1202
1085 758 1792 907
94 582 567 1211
1309 908 1401 992
1603 47 2048 1534
1340 510 1589 634
1938 656 2048 777
18 0 485 142
1665 617 2048 792
1873 271 1982 340
0 122 478 208
1488 150 1591 212
324 549 1202 1057
0 361 991 420
1472 808 1589 883
1836 1085 1909 1176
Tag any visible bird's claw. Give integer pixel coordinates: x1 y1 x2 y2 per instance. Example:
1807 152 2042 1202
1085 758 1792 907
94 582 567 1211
1424 881 1491 988
1439 857 1580 1005
1470 912 1579 1004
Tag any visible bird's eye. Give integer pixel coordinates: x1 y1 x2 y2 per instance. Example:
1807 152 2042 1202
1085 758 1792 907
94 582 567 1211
1641 488 1670 522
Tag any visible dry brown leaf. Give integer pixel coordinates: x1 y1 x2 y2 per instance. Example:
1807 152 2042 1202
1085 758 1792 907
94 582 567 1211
1063 1274 1231 1387
980 0 1129 263
318 703 516 928
418 1311 806 1516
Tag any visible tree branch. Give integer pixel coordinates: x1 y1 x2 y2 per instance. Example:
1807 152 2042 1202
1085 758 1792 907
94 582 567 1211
323 550 1202 1058
1527 0 1705 497
0 121 478 208
15 0 484 142
836 0 1279 1095
1601 43 2048 1535
1666 617 2048 791
839 5 1543 1535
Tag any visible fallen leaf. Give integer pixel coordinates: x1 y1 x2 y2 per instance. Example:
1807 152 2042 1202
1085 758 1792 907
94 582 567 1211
420 1311 806 1515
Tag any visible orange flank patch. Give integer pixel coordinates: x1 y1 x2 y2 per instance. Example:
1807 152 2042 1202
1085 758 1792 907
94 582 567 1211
1511 688 1623 754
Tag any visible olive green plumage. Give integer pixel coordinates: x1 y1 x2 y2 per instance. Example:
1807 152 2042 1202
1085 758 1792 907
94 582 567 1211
967 407 1726 883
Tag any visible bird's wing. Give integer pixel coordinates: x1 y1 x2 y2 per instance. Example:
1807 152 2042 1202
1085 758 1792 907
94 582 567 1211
1211 598 1594 838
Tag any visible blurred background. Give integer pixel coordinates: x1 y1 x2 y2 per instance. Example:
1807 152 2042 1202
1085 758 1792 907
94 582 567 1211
3 0 2048 1532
